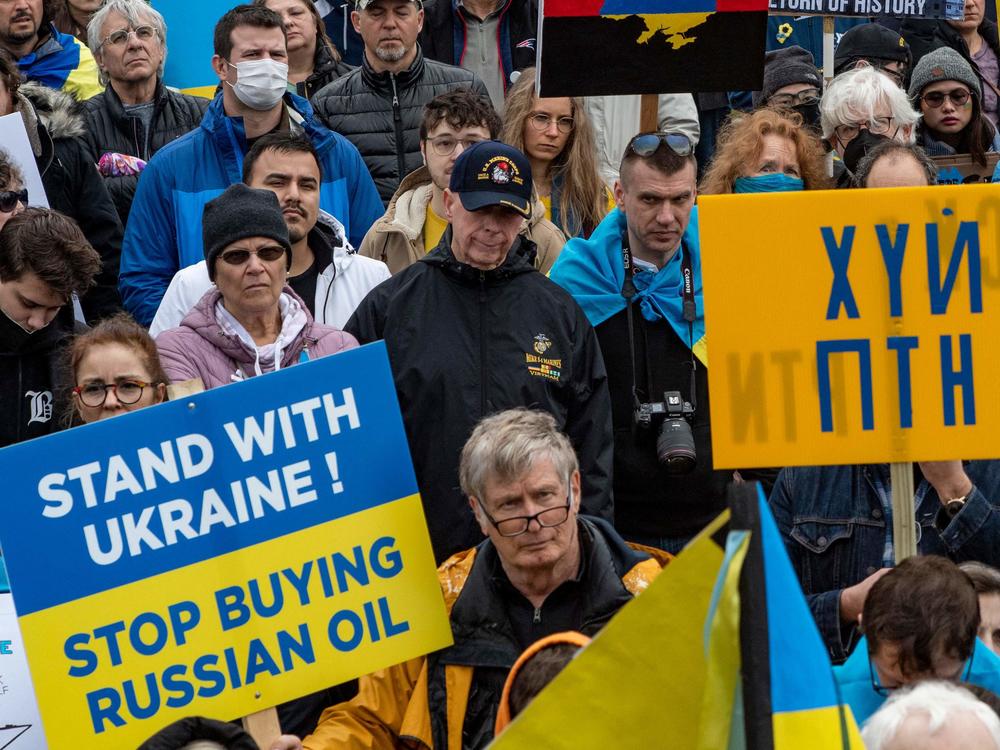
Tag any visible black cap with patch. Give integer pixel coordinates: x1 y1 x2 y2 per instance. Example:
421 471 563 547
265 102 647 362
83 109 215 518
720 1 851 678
449 140 533 218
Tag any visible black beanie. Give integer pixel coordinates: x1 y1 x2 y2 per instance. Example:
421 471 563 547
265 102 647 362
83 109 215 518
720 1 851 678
753 46 823 109
834 23 911 76
202 183 292 281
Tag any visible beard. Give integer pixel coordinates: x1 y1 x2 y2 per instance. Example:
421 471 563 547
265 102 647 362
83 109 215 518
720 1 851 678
374 43 408 63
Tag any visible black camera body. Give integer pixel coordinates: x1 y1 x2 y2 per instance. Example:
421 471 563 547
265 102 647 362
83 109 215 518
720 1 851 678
634 391 697 474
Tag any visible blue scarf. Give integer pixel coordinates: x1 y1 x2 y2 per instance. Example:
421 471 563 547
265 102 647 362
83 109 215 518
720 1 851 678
549 206 707 366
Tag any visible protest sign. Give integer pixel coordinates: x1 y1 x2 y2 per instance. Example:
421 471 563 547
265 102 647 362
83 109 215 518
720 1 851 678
698 185 1000 469
933 153 1000 185
767 0 962 18
0 114 48 209
537 0 770 97
0 342 452 749
0 595 46 749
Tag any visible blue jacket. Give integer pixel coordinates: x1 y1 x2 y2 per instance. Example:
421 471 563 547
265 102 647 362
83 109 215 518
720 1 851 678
119 92 383 325
769 462 1000 664
835 636 1000 725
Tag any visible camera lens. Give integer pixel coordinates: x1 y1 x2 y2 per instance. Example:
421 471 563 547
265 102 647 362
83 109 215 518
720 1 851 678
656 418 696 474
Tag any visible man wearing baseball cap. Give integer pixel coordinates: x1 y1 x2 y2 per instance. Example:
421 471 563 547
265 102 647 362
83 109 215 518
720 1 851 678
833 23 912 87
345 140 613 564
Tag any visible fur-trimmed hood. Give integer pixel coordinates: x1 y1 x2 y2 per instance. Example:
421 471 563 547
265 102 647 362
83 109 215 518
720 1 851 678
16 82 87 155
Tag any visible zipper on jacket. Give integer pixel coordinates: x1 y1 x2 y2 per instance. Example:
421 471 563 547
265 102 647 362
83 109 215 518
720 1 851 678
479 270 488 416
389 73 406 185
533 606 541 624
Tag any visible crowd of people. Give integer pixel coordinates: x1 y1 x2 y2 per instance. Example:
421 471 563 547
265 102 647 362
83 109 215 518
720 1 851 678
3 0 1000 747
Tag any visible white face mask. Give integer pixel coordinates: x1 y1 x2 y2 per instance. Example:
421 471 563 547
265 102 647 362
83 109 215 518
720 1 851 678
226 58 288 111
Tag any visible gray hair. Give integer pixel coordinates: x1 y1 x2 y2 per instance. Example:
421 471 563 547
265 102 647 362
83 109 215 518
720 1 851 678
961 561 1000 596
862 681 1000 750
459 409 578 503
821 65 920 142
179 743 226 750
854 140 938 186
87 0 168 88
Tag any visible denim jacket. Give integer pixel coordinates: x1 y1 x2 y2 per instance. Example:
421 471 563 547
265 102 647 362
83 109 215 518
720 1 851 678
769 462 1000 664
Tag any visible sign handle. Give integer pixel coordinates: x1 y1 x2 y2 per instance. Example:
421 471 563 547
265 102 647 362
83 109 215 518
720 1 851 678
890 462 918 563
640 94 658 133
242 707 282 748
822 16 835 83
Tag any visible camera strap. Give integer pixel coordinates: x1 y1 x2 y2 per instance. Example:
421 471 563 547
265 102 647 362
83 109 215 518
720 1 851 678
621 231 698 412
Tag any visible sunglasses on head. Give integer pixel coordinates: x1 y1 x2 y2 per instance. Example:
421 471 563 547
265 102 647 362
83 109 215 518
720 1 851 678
921 88 972 108
218 245 287 265
0 189 28 213
625 132 694 159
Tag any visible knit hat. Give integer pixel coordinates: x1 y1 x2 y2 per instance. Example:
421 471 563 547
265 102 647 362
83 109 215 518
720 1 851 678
753 46 823 109
834 23 911 75
908 46 982 102
201 184 291 281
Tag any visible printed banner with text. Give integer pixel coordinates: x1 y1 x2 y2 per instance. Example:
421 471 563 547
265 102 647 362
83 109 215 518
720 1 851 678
699 185 1000 468
0 342 452 749
766 0 962 18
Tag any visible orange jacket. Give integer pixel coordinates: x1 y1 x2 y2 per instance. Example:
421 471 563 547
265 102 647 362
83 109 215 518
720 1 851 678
302 519 669 750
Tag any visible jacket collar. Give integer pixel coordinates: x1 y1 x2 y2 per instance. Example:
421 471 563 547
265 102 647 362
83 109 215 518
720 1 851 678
360 44 426 91
420 230 538 284
101 78 167 119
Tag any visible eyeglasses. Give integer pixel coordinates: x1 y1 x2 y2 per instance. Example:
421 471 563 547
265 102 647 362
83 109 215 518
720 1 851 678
834 117 896 141
0 189 27 213
74 380 154 407
868 648 974 697
476 495 572 537
100 25 158 50
218 245 287 265
921 88 972 108
874 62 907 87
625 132 694 158
768 88 821 107
528 112 575 134
426 135 485 156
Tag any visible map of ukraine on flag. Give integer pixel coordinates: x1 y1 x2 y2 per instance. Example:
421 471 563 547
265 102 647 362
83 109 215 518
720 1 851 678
538 0 770 96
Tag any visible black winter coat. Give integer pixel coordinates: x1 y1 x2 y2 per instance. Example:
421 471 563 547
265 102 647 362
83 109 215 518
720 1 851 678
896 17 1000 72
299 43 353 100
345 234 614 562
81 80 209 226
312 47 488 204
419 0 537 95
0 306 79 449
19 84 123 323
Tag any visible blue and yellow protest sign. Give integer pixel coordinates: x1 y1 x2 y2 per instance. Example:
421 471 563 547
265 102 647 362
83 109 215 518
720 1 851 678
699 184 1000 468
0 342 452 748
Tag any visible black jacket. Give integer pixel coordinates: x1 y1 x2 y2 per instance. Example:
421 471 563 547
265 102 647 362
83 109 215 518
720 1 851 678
345 234 614 562
81 79 209 226
299 43 353 101
425 517 649 749
0 306 79 449
18 84 123 323
419 0 537 95
312 46 488 204
896 17 1000 71
137 716 258 750
595 306 731 540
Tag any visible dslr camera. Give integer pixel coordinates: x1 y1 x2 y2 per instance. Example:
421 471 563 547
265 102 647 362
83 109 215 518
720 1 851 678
634 390 696 474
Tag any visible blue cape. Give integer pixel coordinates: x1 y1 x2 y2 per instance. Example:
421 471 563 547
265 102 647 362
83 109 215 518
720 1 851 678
548 206 707 365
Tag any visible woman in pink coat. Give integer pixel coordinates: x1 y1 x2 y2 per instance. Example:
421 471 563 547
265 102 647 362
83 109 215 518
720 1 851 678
156 184 357 389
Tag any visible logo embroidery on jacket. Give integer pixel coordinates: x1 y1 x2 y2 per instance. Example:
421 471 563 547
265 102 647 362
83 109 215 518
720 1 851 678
25 391 53 425
525 335 561 381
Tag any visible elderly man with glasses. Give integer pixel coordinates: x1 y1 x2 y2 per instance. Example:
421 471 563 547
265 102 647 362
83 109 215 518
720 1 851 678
81 0 209 226
271 408 666 750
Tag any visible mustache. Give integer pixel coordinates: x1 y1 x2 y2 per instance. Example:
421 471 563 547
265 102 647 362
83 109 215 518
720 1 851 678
11 11 33 21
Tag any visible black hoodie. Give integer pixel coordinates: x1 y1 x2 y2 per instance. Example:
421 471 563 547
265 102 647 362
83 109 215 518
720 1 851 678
346 233 614 562
0 305 78 448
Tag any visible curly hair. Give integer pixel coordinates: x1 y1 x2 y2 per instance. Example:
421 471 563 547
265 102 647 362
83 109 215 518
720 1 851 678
700 108 831 194
501 67 607 237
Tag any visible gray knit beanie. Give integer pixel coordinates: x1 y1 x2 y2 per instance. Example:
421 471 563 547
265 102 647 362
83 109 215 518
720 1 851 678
753 46 823 109
202 183 291 281
908 46 982 102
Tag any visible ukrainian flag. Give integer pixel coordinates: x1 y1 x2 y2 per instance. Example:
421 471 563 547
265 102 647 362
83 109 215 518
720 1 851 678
488 484 864 749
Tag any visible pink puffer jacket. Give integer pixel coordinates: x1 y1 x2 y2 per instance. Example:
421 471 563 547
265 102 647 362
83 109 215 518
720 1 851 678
155 287 358 389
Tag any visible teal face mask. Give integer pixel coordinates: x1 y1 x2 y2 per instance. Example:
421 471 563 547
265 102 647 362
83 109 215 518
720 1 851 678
733 173 805 193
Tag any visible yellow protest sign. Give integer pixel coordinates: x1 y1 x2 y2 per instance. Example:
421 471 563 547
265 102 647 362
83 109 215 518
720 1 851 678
698 185 1000 468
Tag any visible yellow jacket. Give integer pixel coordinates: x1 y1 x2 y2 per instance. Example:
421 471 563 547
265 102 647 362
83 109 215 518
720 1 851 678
303 518 669 750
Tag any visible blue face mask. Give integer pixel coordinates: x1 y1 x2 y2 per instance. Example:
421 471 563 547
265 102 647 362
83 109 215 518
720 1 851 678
733 173 805 193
